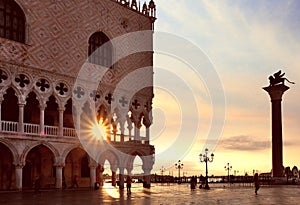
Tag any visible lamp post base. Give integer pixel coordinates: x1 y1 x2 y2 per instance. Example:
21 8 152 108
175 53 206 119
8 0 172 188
204 184 210 189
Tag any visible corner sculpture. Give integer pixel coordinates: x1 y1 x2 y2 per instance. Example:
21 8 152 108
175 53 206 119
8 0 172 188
268 70 295 86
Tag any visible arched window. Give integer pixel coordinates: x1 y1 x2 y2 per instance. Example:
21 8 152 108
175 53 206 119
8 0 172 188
0 0 26 43
88 32 112 67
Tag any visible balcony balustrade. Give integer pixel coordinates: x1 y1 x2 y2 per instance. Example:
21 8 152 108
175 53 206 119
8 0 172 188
0 120 148 144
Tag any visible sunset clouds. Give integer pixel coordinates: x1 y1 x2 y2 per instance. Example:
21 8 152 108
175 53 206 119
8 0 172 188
151 0 300 175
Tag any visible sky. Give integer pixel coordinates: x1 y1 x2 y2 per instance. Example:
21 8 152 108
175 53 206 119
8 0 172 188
147 0 300 176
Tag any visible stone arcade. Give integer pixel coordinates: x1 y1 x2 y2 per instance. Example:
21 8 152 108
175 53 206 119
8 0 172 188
0 0 156 190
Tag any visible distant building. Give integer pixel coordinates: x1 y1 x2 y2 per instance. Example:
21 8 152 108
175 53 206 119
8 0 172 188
0 0 156 190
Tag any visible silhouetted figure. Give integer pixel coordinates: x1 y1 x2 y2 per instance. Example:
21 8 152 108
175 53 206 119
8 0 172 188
199 175 205 189
126 176 132 194
253 173 260 195
34 176 40 194
71 175 79 188
62 177 66 189
190 176 196 190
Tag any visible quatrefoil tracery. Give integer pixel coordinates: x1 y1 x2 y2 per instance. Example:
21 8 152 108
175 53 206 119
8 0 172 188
0 69 8 84
36 78 50 92
55 82 68 96
15 74 30 88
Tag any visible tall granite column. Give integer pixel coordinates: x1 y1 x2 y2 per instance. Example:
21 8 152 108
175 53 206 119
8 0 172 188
263 84 289 177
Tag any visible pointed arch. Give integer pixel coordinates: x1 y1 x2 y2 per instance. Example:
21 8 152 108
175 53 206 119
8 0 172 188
44 95 59 126
2 87 18 122
63 98 74 128
61 143 83 161
0 139 18 164
22 144 56 188
24 91 39 124
98 150 119 170
20 141 59 164
64 146 91 187
125 150 148 171
0 141 15 190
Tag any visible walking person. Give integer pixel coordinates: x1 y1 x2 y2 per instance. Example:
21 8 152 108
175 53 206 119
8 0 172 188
190 176 196 190
34 176 41 194
126 176 132 194
253 173 260 195
62 176 67 189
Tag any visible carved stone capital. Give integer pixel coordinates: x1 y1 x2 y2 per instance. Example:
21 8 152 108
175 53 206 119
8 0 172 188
263 84 289 101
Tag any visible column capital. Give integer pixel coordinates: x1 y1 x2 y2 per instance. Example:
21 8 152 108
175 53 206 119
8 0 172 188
39 104 47 110
17 102 26 107
263 84 289 101
54 163 65 168
89 159 98 169
54 157 65 167
13 162 25 169
58 107 65 112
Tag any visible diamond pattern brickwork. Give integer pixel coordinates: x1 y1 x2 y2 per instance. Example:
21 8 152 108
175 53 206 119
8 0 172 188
1 0 153 80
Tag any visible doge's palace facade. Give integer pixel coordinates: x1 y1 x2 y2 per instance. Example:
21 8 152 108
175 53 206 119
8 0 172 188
0 0 156 190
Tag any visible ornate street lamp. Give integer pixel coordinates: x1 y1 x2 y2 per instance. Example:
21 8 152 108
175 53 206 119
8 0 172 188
199 148 214 189
224 163 232 183
175 160 184 184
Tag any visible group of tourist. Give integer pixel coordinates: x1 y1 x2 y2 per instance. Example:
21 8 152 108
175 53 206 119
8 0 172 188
188 174 260 195
190 175 199 190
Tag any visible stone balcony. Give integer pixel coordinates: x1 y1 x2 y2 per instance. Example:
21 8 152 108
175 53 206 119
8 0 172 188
0 120 149 144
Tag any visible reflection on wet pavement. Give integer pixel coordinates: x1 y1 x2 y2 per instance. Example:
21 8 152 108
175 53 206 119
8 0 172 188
0 183 300 205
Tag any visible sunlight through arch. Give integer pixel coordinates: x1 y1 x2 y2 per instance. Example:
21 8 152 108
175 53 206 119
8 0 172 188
132 156 144 175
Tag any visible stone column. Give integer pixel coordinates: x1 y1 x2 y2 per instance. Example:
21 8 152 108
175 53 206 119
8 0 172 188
126 114 133 140
126 167 133 177
58 108 64 137
39 105 46 136
145 127 150 144
18 103 25 133
111 171 117 186
119 119 125 142
90 166 96 188
15 165 23 190
55 166 63 189
118 167 125 190
142 155 154 188
142 168 151 188
263 84 289 177
89 160 98 188
144 112 152 144
134 124 141 141
76 111 81 134
133 115 142 141
98 165 104 186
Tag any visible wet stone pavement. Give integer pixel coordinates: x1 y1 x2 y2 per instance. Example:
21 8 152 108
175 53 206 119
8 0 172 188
0 183 300 205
